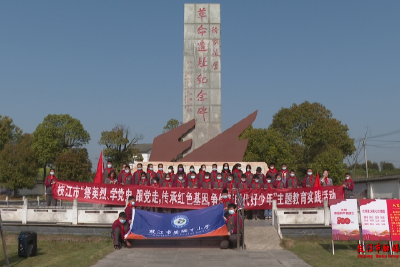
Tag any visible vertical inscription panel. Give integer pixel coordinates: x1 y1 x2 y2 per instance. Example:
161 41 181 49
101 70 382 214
184 4 221 152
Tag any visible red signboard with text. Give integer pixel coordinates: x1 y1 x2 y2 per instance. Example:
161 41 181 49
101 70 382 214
386 199 400 241
53 181 343 210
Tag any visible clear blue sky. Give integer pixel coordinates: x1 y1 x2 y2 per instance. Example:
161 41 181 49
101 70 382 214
1 1 400 168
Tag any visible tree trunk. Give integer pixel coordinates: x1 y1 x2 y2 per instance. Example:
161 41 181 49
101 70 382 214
14 189 18 197
43 164 46 180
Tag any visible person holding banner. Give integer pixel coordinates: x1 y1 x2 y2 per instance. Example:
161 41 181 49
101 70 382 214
286 170 299 189
132 163 143 185
213 173 226 190
125 196 135 224
220 189 232 218
45 168 58 206
320 169 333 186
342 173 355 199
112 212 131 250
264 176 273 220
220 204 242 249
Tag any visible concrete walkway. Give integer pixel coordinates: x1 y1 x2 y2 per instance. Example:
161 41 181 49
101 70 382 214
92 220 311 267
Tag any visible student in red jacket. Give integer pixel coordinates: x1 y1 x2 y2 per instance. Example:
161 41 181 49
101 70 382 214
118 163 127 184
210 164 219 182
279 163 289 186
263 176 273 220
45 168 58 206
167 165 175 182
104 161 116 183
220 189 232 218
187 165 195 179
213 173 226 190
265 162 278 182
138 172 148 186
146 163 156 183
226 174 237 191
197 164 207 185
162 173 173 188
221 163 231 183
132 163 144 185
238 174 249 190
273 174 285 189
175 164 187 183
174 173 186 188
112 212 131 249
342 173 355 199
232 163 243 182
156 163 166 183
201 172 213 189
244 165 254 184
125 196 135 224
302 168 315 188
286 169 300 189
187 172 199 189
220 204 242 249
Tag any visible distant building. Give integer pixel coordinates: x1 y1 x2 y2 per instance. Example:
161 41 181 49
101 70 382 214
132 143 152 163
353 175 400 199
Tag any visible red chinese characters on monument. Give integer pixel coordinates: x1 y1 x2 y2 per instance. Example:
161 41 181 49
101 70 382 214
197 40 207 52
197 57 208 68
197 25 207 37
197 74 208 85
212 26 218 34
212 49 220 57
197 90 207 102
212 38 218 45
197 106 208 122
198 8 207 22
212 61 219 71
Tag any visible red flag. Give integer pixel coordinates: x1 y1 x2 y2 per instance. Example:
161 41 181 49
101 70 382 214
93 150 104 184
314 172 321 187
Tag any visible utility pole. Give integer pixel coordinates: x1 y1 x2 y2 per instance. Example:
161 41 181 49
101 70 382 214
363 138 368 178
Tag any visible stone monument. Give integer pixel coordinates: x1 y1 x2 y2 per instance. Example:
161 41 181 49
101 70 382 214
183 3 221 153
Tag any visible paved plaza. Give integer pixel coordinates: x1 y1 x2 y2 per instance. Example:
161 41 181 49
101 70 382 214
92 220 311 267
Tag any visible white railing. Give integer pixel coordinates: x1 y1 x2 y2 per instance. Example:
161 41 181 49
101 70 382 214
0 199 124 225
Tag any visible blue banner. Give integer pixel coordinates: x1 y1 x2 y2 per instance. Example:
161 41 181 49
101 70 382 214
125 204 227 239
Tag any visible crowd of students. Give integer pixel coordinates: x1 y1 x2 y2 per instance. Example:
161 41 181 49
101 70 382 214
44 161 355 207
102 161 355 197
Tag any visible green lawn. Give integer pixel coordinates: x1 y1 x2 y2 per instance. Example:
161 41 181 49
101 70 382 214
0 234 114 267
281 236 400 267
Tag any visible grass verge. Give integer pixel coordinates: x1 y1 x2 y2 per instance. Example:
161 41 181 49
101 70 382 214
281 236 400 267
0 233 114 267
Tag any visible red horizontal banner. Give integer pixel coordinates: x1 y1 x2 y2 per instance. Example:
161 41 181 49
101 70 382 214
53 181 343 209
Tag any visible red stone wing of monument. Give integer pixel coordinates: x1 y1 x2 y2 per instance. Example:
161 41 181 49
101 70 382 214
150 111 257 162
149 119 195 162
